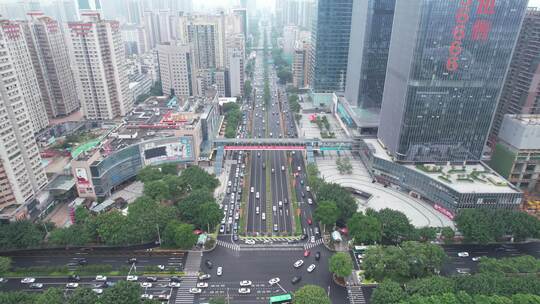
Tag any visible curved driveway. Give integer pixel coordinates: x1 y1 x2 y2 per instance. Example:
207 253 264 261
316 158 454 228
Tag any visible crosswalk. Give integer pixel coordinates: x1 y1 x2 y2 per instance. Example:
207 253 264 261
347 286 367 304
174 275 198 304
173 251 202 304
217 239 241 251
304 238 324 250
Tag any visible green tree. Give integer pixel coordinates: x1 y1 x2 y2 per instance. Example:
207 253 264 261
363 242 446 282
404 276 455 296
329 252 353 279
478 255 540 274
179 166 219 192
137 166 163 183
126 196 178 243
293 285 331 304
0 257 11 274
163 175 186 199
209 297 226 304
95 211 132 245
160 163 178 175
35 288 63 304
441 227 455 243
316 183 356 224
372 208 414 244
143 180 170 201
74 206 91 224
347 213 382 245
277 68 292 84
193 202 223 231
313 201 339 232
244 80 252 99
100 281 141 304
48 224 93 246
414 227 438 242
371 280 406 304
67 288 99 304
0 292 36 304
162 221 197 249
0 220 45 249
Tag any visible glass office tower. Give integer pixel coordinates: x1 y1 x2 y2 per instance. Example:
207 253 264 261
345 0 395 110
309 0 353 92
378 0 528 162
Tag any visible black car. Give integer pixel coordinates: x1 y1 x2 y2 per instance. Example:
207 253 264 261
205 260 213 269
68 275 80 282
315 251 321 261
300 234 308 240
93 282 109 289
170 276 182 283
291 276 302 284
146 276 158 282
127 258 137 264
77 258 88 265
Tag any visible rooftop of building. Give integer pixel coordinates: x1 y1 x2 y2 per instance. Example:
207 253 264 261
364 138 520 194
498 114 540 150
74 94 217 162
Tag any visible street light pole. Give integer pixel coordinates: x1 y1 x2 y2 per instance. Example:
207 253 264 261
156 224 161 245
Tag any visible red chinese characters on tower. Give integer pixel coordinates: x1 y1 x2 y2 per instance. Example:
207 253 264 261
477 0 496 15
471 19 491 41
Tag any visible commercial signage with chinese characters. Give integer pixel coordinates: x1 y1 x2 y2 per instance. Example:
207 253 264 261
447 0 496 72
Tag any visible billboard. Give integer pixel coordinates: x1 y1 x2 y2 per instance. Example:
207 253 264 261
141 137 194 165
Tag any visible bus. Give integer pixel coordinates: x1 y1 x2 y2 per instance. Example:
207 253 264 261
269 293 292 304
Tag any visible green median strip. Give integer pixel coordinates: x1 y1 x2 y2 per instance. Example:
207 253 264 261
265 157 273 234
287 162 302 236
6 265 185 278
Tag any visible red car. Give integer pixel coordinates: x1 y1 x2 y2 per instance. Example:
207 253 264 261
304 250 310 257
307 218 312 225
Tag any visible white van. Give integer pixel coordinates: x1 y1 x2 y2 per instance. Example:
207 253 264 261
256 192 260 199
262 213 266 220
256 207 260 214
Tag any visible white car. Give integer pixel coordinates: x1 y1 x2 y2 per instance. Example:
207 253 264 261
126 275 138 281
311 236 315 243
281 166 285 171
217 266 223 276
256 206 260 214
256 192 260 199
307 264 316 273
168 282 181 288
92 288 103 294
293 260 304 268
306 186 311 192
21 277 35 284
245 239 256 245
140 282 152 288
307 198 313 205
66 283 79 288
251 187 254 193
240 280 252 287
189 288 202 294
472 257 481 262
262 213 266 220
457 252 469 257
196 282 208 288
269 277 280 285
238 287 251 294
95 275 107 281
157 265 165 270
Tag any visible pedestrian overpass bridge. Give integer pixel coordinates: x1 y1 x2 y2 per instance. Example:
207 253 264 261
212 138 355 174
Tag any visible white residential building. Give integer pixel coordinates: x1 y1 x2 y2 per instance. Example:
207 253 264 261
21 13 80 119
228 49 244 97
157 42 196 98
68 12 133 120
0 19 49 133
0 28 47 217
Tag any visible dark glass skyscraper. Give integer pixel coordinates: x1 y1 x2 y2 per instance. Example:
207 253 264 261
345 0 395 111
309 0 353 92
378 0 527 162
